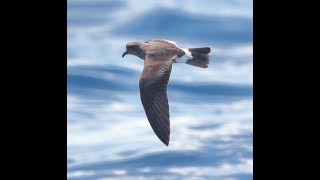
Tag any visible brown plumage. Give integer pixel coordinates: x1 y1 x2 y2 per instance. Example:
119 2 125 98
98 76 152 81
122 39 211 146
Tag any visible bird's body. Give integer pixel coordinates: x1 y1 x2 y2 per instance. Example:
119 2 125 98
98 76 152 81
122 39 211 146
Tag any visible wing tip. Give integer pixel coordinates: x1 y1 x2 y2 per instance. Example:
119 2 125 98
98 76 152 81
160 138 170 146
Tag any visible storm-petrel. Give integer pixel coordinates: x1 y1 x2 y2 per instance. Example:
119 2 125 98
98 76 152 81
122 39 211 146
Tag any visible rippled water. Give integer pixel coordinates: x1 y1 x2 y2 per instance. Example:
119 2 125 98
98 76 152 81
67 0 253 179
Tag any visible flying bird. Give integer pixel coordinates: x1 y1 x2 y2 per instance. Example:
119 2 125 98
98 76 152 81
122 39 211 146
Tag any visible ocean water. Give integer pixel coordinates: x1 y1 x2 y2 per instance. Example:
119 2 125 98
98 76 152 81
67 0 253 179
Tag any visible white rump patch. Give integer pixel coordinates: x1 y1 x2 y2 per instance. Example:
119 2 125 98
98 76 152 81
164 40 179 47
176 48 193 63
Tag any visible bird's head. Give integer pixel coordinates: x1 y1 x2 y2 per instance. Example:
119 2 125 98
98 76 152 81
122 42 144 58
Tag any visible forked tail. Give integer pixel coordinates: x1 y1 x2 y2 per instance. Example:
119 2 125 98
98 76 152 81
177 47 211 68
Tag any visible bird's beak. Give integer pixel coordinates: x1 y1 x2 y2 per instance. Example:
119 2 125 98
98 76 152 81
122 51 127 58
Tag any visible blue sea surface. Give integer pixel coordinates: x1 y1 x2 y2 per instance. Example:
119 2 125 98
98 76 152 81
67 0 253 179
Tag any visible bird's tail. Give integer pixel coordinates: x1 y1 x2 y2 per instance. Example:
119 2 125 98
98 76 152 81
178 47 211 68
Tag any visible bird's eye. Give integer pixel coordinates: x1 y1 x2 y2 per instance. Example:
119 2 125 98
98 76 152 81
128 45 139 50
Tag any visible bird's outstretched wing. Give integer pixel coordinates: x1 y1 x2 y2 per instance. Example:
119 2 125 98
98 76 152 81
139 54 175 146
